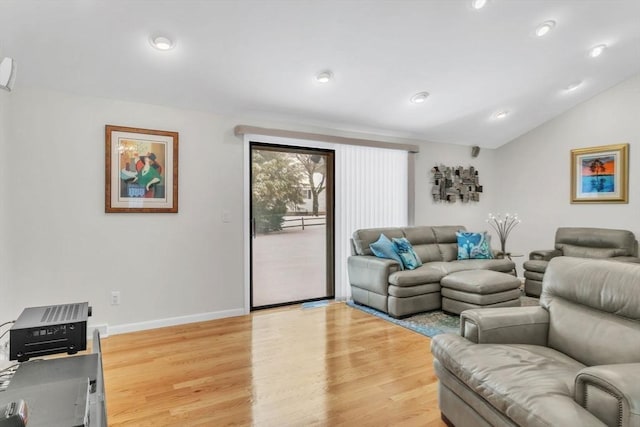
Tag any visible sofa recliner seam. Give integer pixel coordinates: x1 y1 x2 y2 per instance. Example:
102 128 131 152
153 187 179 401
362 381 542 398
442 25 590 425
581 377 624 427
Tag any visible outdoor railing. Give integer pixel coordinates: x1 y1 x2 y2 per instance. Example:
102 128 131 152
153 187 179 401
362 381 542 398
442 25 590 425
252 215 327 238
281 216 326 230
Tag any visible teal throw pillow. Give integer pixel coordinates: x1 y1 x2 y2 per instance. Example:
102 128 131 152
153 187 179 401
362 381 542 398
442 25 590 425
392 237 423 270
456 231 493 260
369 234 404 270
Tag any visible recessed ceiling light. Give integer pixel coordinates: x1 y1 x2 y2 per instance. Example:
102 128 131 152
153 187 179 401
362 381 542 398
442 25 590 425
535 20 556 37
565 81 582 92
588 44 607 58
316 71 333 83
493 110 509 120
410 92 430 104
471 0 487 9
150 35 175 51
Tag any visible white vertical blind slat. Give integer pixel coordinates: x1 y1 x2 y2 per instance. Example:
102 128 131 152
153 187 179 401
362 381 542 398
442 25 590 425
336 145 408 299
243 134 408 304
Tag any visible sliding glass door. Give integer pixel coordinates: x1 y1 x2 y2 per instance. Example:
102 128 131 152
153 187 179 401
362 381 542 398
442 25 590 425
250 143 334 309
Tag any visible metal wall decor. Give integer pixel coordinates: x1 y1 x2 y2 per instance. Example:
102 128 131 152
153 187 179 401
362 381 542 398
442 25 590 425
431 164 482 203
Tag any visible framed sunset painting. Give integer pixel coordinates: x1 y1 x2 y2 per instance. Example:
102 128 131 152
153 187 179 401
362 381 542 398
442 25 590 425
571 143 628 204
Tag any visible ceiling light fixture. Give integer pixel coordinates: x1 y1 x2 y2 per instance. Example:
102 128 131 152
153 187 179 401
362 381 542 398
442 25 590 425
535 20 556 37
410 92 430 104
493 110 509 120
316 71 332 83
150 35 175 51
471 0 487 9
588 44 607 58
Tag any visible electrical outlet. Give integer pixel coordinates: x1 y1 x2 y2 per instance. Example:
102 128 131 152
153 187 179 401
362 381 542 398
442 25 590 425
111 291 121 305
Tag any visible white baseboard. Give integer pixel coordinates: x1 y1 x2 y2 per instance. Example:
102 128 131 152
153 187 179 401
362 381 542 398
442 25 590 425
88 323 109 339
105 308 246 336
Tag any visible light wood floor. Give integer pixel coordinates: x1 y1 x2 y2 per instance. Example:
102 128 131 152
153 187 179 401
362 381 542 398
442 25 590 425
102 302 447 426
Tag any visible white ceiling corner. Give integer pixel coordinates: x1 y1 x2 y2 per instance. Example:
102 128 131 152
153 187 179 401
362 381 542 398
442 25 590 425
1 0 639 148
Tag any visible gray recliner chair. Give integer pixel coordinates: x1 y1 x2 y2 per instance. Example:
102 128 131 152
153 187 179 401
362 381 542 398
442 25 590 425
431 257 640 427
523 227 640 296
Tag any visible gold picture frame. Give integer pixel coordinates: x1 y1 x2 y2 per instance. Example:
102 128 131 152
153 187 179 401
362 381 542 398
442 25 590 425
570 143 628 204
105 125 179 213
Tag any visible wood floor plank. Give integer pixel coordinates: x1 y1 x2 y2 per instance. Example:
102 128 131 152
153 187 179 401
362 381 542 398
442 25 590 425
103 302 448 426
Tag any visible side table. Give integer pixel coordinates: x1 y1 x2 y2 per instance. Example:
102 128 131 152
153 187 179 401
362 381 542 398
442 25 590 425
497 252 523 277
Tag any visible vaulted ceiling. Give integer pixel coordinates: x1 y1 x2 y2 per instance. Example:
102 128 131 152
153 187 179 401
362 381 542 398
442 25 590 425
1 0 639 148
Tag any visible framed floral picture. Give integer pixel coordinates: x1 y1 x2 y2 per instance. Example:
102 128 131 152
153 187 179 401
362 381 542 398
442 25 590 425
570 143 628 204
105 125 179 213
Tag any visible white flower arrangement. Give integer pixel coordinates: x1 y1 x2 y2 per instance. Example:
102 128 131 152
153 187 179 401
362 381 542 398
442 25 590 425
486 212 521 255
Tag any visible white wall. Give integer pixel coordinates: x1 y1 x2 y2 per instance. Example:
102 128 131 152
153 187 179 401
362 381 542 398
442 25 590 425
4 88 247 331
0 90 9 317
11 71 636 332
496 72 640 274
414 141 498 234
3 87 490 332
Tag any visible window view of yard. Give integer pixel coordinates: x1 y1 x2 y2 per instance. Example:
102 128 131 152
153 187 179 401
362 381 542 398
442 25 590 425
251 148 332 308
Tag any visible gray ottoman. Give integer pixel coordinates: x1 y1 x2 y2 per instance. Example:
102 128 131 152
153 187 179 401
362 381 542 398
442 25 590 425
440 270 521 315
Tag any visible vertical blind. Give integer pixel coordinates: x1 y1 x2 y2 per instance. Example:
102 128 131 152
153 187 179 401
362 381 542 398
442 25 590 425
335 145 408 299
242 130 411 304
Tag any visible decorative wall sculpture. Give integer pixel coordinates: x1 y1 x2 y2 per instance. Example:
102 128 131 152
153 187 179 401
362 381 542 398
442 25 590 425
431 164 482 203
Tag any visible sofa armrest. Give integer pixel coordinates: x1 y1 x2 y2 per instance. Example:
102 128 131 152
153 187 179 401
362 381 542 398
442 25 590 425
460 306 549 345
347 255 399 295
575 364 640 427
529 249 562 261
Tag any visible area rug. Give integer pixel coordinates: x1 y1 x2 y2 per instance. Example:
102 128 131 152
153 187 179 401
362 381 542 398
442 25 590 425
301 299 330 309
346 296 539 338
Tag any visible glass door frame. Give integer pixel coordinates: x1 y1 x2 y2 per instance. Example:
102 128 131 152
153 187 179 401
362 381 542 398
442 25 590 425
249 141 335 311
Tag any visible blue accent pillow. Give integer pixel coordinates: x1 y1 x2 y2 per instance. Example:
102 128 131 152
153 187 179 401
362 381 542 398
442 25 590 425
392 237 423 270
369 234 404 270
456 231 494 260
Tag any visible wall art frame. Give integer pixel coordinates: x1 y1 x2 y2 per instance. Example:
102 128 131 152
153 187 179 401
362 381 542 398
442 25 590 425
105 125 179 213
431 164 482 203
570 143 628 204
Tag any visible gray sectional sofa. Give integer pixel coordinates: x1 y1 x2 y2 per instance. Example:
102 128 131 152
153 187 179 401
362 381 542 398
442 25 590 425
348 226 515 318
431 257 640 427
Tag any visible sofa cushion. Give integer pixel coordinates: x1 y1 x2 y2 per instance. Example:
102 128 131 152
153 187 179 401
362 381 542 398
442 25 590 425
352 227 404 256
456 231 493 260
431 334 588 427
392 237 422 270
441 270 520 294
388 266 445 287
412 244 444 263
523 259 548 273
401 226 443 263
555 227 637 257
560 244 627 258
388 282 440 297
369 234 404 269
438 243 459 262
524 270 544 281
542 257 640 366
441 288 522 305
424 259 515 275
433 226 466 261
611 256 640 263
